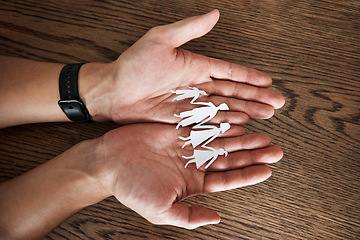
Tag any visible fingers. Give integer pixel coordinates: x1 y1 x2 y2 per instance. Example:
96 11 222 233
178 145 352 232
172 91 281 121
156 203 220 229
204 165 272 193
207 57 272 87
207 145 283 171
218 125 245 137
209 111 249 125
180 124 245 137
173 101 250 125
207 133 272 153
184 133 272 170
148 10 220 48
206 95 275 119
195 80 286 109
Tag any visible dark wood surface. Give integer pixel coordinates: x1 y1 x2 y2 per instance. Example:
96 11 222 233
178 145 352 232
0 0 359 239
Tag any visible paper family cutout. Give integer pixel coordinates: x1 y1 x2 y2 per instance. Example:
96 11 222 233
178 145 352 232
171 87 207 104
179 123 230 148
183 147 228 169
174 102 229 129
172 88 230 169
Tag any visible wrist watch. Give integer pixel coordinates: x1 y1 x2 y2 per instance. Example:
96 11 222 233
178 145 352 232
58 63 91 123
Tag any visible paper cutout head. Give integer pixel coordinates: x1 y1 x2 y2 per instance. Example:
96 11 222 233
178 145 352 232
218 103 229 111
219 123 231 133
217 148 228 157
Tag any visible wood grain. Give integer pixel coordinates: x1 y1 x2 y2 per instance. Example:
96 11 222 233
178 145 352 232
0 0 359 239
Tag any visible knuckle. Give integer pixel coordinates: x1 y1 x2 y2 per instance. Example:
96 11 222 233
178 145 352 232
228 62 233 80
145 26 165 42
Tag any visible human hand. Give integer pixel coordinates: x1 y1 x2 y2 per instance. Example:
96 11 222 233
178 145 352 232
81 10 285 124
100 123 283 229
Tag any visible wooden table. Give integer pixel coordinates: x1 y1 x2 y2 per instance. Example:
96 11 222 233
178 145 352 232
0 1 359 239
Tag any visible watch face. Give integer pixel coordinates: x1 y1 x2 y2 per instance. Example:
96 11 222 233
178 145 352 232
58 100 90 122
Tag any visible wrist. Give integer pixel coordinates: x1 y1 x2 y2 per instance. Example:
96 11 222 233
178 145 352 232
69 137 114 202
0 137 111 239
78 62 115 122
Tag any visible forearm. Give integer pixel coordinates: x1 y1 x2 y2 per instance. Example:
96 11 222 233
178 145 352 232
0 56 67 127
0 56 112 128
0 137 111 240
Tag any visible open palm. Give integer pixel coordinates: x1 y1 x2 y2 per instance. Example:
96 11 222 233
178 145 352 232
102 123 283 229
106 10 285 124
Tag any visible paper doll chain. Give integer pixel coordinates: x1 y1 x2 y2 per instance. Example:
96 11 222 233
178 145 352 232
171 88 230 169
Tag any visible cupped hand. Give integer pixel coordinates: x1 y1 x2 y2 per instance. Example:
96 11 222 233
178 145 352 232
83 10 285 124
100 123 283 229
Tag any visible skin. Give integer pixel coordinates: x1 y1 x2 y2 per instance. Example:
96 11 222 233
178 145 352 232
105 124 283 228
0 10 285 239
0 10 284 128
0 124 283 239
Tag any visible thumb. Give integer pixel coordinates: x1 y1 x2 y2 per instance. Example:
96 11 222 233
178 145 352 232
149 10 220 48
158 202 220 229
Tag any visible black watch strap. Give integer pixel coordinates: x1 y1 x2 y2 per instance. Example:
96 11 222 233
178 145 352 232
58 63 91 123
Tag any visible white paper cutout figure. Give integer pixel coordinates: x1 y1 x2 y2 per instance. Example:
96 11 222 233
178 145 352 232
183 147 228 169
174 102 229 129
170 88 230 169
171 87 208 104
179 123 231 148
